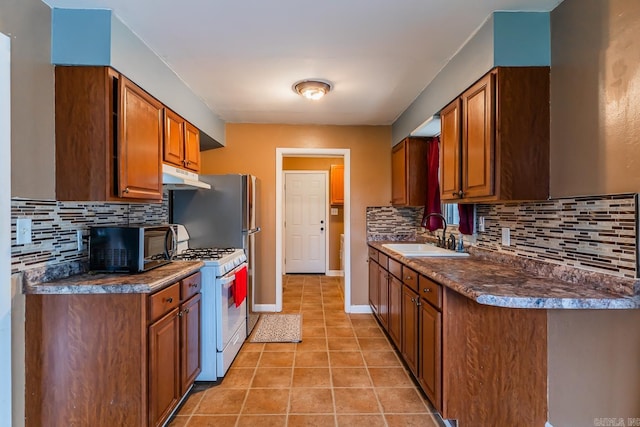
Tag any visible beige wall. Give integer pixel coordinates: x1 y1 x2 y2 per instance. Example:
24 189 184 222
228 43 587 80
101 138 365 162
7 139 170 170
550 0 640 197
0 0 55 199
547 310 640 425
283 157 344 271
201 124 391 306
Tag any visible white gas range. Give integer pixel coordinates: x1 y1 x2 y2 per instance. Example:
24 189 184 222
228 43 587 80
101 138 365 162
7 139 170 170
174 231 248 381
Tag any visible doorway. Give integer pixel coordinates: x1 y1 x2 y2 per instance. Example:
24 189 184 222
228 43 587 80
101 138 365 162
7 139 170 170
275 148 351 313
284 171 328 274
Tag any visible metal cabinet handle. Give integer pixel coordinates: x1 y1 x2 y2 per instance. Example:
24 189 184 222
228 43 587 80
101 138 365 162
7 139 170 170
124 187 130 193
177 310 183 317
405 276 412 281
458 190 464 197
423 288 431 293
166 297 173 303
452 192 458 197
416 300 422 306
185 308 190 314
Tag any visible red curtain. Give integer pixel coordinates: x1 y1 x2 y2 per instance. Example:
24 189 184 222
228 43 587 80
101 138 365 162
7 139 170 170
421 137 443 231
458 204 474 235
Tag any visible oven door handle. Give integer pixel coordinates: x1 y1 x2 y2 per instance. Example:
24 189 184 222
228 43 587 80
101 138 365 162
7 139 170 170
221 274 236 288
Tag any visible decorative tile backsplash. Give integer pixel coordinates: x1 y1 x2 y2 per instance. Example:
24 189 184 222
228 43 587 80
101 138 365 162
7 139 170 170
367 194 638 279
366 206 423 241
11 196 168 274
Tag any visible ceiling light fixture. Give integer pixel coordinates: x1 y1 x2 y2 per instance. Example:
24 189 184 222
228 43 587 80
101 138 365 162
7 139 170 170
293 79 332 100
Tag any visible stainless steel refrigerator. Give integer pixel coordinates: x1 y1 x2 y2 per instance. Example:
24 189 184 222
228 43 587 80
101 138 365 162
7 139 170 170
171 174 261 335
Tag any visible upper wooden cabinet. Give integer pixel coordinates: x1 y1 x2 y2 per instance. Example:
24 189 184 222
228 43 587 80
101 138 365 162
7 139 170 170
391 137 429 206
55 66 163 202
330 164 344 205
440 67 550 203
163 109 201 173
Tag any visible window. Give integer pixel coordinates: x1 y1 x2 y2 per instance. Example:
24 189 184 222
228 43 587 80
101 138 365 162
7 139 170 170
443 203 460 226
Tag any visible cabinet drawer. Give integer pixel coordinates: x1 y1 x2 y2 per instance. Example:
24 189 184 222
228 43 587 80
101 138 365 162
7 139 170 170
181 272 202 300
419 276 442 310
149 282 180 322
368 247 379 263
388 258 402 280
402 266 419 292
378 253 389 270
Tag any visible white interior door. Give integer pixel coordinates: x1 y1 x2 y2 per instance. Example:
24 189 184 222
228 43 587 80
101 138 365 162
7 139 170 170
285 172 327 273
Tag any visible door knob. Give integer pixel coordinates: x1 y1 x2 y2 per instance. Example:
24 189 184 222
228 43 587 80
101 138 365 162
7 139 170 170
320 220 324 224
320 227 324 231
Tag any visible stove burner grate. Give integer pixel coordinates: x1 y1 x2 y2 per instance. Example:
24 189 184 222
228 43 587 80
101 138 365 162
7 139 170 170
174 247 241 261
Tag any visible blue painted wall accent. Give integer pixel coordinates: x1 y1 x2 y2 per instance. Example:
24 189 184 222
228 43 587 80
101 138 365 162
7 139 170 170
50 8 225 145
494 12 550 66
392 11 552 145
51 8 110 65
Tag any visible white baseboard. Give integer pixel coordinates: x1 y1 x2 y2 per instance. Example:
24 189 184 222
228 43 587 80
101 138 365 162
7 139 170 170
254 304 277 312
326 270 344 277
348 305 373 314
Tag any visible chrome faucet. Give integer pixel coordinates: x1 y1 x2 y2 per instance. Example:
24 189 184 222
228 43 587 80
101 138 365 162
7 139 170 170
423 212 447 248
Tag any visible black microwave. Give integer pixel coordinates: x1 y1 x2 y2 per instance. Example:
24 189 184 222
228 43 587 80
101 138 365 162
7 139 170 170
89 225 176 273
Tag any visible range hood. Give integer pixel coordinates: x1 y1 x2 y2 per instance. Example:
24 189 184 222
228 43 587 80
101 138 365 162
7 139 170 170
162 164 211 190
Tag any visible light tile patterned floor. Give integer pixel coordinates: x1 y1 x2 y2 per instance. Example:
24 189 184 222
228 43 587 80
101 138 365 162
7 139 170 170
170 274 444 427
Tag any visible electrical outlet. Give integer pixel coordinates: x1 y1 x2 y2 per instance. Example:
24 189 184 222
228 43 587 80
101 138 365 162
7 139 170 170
478 216 485 232
77 230 84 251
16 218 32 245
501 227 511 246
331 208 338 215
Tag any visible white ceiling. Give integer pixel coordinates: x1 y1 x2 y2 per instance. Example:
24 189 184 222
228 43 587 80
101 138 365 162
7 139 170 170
42 0 562 126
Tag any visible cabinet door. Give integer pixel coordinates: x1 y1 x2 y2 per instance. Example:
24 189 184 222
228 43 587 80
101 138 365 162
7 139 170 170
368 259 379 315
149 307 180 427
163 109 185 167
388 275 403 349
377 267 389 330
391 141 407 205
462 72 494 199
184 122 201 172
418 301 442 411
440 98 461 201
180 293 201 395
330 164 344 205
401 286 419 376
119 77 163 200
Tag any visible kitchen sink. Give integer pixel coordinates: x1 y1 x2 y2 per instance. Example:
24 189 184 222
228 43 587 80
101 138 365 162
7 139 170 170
382 243 469 257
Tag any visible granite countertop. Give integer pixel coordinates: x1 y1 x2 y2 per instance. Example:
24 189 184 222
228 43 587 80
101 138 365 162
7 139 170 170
369 241 640 309
24 261 205 295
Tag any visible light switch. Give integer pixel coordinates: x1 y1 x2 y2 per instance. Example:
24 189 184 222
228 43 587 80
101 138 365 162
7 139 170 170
478 216 485 232
16 218 32 245
331 208 338 216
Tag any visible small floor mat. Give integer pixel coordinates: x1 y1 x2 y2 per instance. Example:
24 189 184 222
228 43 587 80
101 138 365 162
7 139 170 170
250 314 302 343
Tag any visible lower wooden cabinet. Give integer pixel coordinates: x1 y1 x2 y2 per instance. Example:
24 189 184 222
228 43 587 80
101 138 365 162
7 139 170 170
25 271 202 427
388 275 403 349
418 298 442 409
367 245 548 425
401 285 420 376
149 279 202 427
378 264 390 329
149 307 181 427
368 259 380 316
181 293 202 395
